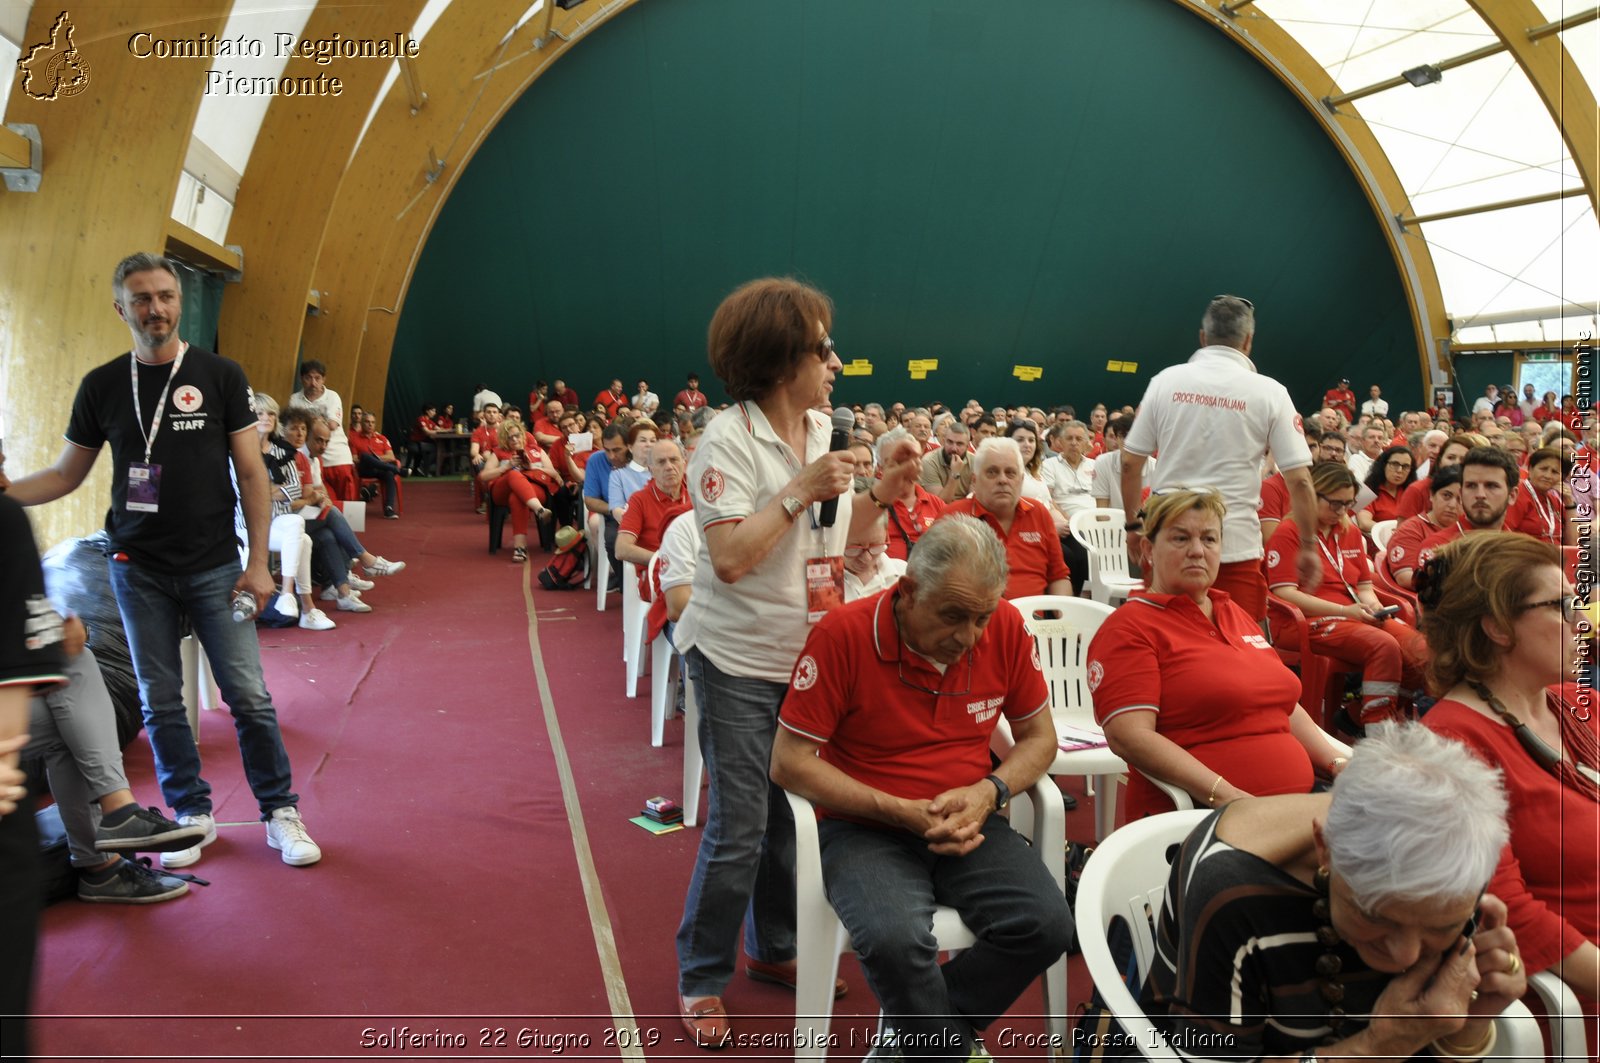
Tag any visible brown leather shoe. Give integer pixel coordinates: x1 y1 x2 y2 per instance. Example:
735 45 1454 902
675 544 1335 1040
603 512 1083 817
745 957 847 999
678 995 731 1050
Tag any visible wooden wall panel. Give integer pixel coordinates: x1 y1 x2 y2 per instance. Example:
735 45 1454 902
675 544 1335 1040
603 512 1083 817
217 0 426 405
302 0 535 420
0 1 229 550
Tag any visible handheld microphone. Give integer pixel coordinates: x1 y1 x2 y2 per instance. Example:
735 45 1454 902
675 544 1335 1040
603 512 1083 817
818 406 857 528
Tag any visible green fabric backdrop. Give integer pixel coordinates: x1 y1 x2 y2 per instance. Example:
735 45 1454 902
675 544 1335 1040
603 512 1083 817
388 0 1421 431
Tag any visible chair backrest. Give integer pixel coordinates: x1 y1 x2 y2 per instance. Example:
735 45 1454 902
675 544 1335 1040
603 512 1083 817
1009 595 1115 729
1370 518 1397 553
1071 508 1132 581
1075 810 1208 1062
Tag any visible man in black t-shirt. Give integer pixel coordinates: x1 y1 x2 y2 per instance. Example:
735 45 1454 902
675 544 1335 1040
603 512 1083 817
0 252 322 870
0 491 67 1058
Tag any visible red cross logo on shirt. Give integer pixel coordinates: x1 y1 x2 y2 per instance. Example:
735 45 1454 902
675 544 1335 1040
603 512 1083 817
172 385 203 413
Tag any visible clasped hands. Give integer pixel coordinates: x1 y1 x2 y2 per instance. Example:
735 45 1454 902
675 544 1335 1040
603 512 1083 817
897 780 998 856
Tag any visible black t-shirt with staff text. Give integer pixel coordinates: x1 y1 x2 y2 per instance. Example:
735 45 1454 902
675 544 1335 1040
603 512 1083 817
65 347 256 574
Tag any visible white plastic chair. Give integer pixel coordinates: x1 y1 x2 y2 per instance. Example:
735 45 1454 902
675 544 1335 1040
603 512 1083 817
1370 518 1397 555
647 553 676 745
1076 810 1548 1063
179 633 219 729
622 560 650 697
1138 736 1352 812
996 595 1126 842
588 511 611 611
785 780 1067 1060
1070 508 1142 606
1528 969 1590 1063
680 668 705 827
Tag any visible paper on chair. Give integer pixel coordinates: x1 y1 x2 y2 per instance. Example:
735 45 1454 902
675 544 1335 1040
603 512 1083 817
1058 723 1108 752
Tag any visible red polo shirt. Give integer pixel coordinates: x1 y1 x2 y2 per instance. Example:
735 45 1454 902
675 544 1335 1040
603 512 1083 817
1397 475 1433 519
1087 590 1309 820
1416 519 1505 566
943 497 1070 599
618 480 692 554
619 481 692 597
1385 513 1445 577
410 415 439 443
594 390 626 417
1266 519 1369 601
1504 480 1563 544
471 425 498 459
779 589 1048 820
1258 472 1289 523
885 486 946 561
674 388 708 411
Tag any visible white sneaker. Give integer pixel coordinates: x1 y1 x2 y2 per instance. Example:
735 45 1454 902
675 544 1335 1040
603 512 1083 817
265 807 322 866
346 574 375 592
335 593 371 613
298 608 337 631
273 593 300 619
363 557 406 577
160 813 218 869
319 586 339 601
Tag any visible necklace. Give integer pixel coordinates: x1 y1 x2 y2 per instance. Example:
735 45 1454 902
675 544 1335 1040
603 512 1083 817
1468 680 1600 794
1310 866 1350 1034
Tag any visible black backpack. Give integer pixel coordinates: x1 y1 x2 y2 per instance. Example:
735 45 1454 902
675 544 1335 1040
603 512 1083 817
537 534 588 591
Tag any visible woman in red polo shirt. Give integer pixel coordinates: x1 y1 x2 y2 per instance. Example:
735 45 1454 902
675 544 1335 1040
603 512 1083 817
1505 447 1570 546
479 421 559 563
1086 488 1349 820
1355 445 1414 533
1267 463 1427 728
1417 533 1598 1009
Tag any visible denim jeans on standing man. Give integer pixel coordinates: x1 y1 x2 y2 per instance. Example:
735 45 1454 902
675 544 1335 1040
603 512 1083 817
108 557 297 822
675 647 797 998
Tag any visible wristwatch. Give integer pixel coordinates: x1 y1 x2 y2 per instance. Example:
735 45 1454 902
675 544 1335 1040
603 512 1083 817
780 496 807 521
985 773 1011 811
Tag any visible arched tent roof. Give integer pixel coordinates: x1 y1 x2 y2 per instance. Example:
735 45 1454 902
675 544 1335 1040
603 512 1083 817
2 0 1594 547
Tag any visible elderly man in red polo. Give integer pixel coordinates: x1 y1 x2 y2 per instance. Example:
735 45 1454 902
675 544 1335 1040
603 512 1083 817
944 437 1071 599
616 438 691 596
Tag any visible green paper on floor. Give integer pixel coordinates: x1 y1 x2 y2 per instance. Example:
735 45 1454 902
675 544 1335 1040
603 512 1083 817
629 815 684 835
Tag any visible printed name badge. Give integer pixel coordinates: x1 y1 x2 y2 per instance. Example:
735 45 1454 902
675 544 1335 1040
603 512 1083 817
805 556 845 624
126 462 162 513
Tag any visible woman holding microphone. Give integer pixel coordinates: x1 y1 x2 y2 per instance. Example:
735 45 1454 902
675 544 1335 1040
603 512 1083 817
671 278 920 1048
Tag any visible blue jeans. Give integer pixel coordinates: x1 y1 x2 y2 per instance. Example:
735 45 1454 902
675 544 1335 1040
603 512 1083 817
108 558 297 821
675 648 797 997
818 815 1072 1063
357 454 399 511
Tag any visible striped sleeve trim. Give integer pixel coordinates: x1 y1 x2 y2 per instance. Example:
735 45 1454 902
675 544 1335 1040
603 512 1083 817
778 718 830 744
1099 703 1159 725
702 515 746 529
1266 580 1297 590
0 672 68 689
1008 698 1050 724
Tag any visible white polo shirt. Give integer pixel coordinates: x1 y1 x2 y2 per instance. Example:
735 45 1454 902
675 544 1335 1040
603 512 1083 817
1090 448 1153 512
675 401 851 683
1123 345 1311 563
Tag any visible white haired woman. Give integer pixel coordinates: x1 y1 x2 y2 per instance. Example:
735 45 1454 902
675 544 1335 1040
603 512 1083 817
944 436 1071 599
1145 722 1527 1061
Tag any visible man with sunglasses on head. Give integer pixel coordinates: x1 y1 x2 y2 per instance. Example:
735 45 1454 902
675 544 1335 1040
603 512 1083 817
1121 294 1320 620
771 514 1071 1063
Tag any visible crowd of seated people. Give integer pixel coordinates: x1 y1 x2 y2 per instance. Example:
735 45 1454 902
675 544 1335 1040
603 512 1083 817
442 305 1594 1051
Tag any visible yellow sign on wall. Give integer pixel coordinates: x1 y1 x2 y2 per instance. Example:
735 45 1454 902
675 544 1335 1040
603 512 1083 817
840 359 873 376
907 359 939 376
1013 365 1043 381
1106 360 1140 374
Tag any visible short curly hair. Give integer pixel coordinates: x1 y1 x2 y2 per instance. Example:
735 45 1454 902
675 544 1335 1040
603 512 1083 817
707 278 833 402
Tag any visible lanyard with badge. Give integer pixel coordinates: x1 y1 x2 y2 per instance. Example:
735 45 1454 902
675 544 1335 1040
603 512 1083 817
127 343 187 513
1314 528 1362 604
1523 480 1557 540
746 402 844 623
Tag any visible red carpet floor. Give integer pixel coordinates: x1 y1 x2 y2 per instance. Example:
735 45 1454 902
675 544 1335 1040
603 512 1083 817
29 480 1098 1061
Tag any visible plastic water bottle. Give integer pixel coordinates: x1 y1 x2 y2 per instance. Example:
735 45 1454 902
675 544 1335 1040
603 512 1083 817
231 590 258 623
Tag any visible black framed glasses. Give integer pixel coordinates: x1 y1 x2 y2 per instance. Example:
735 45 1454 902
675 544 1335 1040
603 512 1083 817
896 650 973 698
1521 595 1580 624
1211 294 1255 309
815 335 837 359
1318 494 1357 512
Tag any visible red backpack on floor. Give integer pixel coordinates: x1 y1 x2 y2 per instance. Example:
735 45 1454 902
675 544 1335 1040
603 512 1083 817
538 526 588 591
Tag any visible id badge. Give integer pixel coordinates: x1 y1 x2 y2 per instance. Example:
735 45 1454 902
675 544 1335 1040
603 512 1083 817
805 556 845 624
126 462 162 513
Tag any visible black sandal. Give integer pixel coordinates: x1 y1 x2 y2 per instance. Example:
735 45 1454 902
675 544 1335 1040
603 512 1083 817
512 547 528 563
